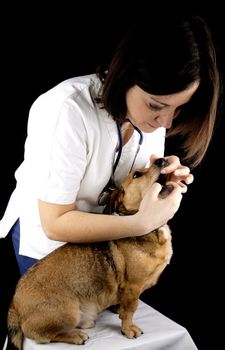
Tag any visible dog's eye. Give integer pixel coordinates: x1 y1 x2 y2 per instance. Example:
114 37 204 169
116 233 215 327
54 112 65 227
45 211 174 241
133 171 143 179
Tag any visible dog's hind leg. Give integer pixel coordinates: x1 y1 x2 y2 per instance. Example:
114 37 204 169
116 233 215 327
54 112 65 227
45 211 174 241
51 330 89 345
22 298 89 345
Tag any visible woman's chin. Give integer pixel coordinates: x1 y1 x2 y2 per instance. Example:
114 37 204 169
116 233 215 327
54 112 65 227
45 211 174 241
138 123 159 133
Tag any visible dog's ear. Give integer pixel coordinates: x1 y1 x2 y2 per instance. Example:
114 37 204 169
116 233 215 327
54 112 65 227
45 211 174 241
103 188 124 214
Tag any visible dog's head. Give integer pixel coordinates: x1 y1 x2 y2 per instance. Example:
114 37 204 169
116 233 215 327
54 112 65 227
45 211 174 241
104 158 173 215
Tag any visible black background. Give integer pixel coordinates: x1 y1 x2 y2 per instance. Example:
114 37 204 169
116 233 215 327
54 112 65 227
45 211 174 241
0 3 224 349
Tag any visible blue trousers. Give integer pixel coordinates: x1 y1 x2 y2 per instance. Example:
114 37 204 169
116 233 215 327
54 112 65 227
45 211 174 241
10 219 38 275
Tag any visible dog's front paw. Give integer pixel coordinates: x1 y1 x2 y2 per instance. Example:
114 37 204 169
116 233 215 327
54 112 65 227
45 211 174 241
121 324 143 339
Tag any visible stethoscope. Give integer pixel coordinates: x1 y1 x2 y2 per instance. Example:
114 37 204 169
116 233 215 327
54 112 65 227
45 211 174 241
98 119 143 206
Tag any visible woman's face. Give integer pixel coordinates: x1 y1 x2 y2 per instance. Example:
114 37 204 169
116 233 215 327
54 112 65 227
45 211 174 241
125 81 200 132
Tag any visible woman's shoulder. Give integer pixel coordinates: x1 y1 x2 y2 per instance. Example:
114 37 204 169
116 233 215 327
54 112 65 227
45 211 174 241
57 73 102 96
30 74 102 112
27 74 108 133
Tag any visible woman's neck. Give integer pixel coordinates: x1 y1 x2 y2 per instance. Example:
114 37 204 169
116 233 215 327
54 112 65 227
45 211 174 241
115 120 134 151
121 120 134 145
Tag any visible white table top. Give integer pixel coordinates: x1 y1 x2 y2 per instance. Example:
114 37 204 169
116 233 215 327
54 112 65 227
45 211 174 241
4 300 198 350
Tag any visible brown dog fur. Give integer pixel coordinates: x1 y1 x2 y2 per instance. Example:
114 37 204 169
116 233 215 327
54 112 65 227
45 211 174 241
7 158 173 349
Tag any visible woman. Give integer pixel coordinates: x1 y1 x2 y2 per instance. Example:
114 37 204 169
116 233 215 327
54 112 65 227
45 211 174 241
0 14 221 275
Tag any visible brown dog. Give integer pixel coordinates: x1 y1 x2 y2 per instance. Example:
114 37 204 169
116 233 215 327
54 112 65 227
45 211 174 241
7 158 173 349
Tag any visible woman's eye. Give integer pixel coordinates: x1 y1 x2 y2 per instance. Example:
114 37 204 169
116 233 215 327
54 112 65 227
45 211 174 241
133 171 143 179
149 104 162 111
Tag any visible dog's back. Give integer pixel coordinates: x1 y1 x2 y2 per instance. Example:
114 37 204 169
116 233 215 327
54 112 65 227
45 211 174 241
7 158 173 349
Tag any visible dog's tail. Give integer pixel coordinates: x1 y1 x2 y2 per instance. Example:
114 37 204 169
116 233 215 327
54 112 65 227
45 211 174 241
7 301 23 350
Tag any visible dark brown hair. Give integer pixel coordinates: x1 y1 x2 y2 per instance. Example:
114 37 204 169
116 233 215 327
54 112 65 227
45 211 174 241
97 15 221 168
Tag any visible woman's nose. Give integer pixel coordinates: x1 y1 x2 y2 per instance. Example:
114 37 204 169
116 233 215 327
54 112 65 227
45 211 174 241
155 110 174 128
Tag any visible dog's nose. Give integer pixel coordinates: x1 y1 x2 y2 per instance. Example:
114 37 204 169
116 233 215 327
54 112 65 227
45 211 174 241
154 158 168 168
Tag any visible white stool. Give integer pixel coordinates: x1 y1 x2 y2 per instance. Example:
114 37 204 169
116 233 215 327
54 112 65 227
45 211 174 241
5 301 198 350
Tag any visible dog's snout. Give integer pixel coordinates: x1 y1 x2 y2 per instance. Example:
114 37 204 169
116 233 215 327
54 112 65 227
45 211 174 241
154 158 168 169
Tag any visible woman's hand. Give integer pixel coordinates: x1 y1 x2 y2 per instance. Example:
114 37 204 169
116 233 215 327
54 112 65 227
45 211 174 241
150 154 194 193
135 181 183 234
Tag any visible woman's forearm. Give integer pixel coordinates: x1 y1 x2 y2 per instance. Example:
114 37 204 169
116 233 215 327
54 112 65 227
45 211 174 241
51 209 141 242
38 200 142 242
38 180 183 244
